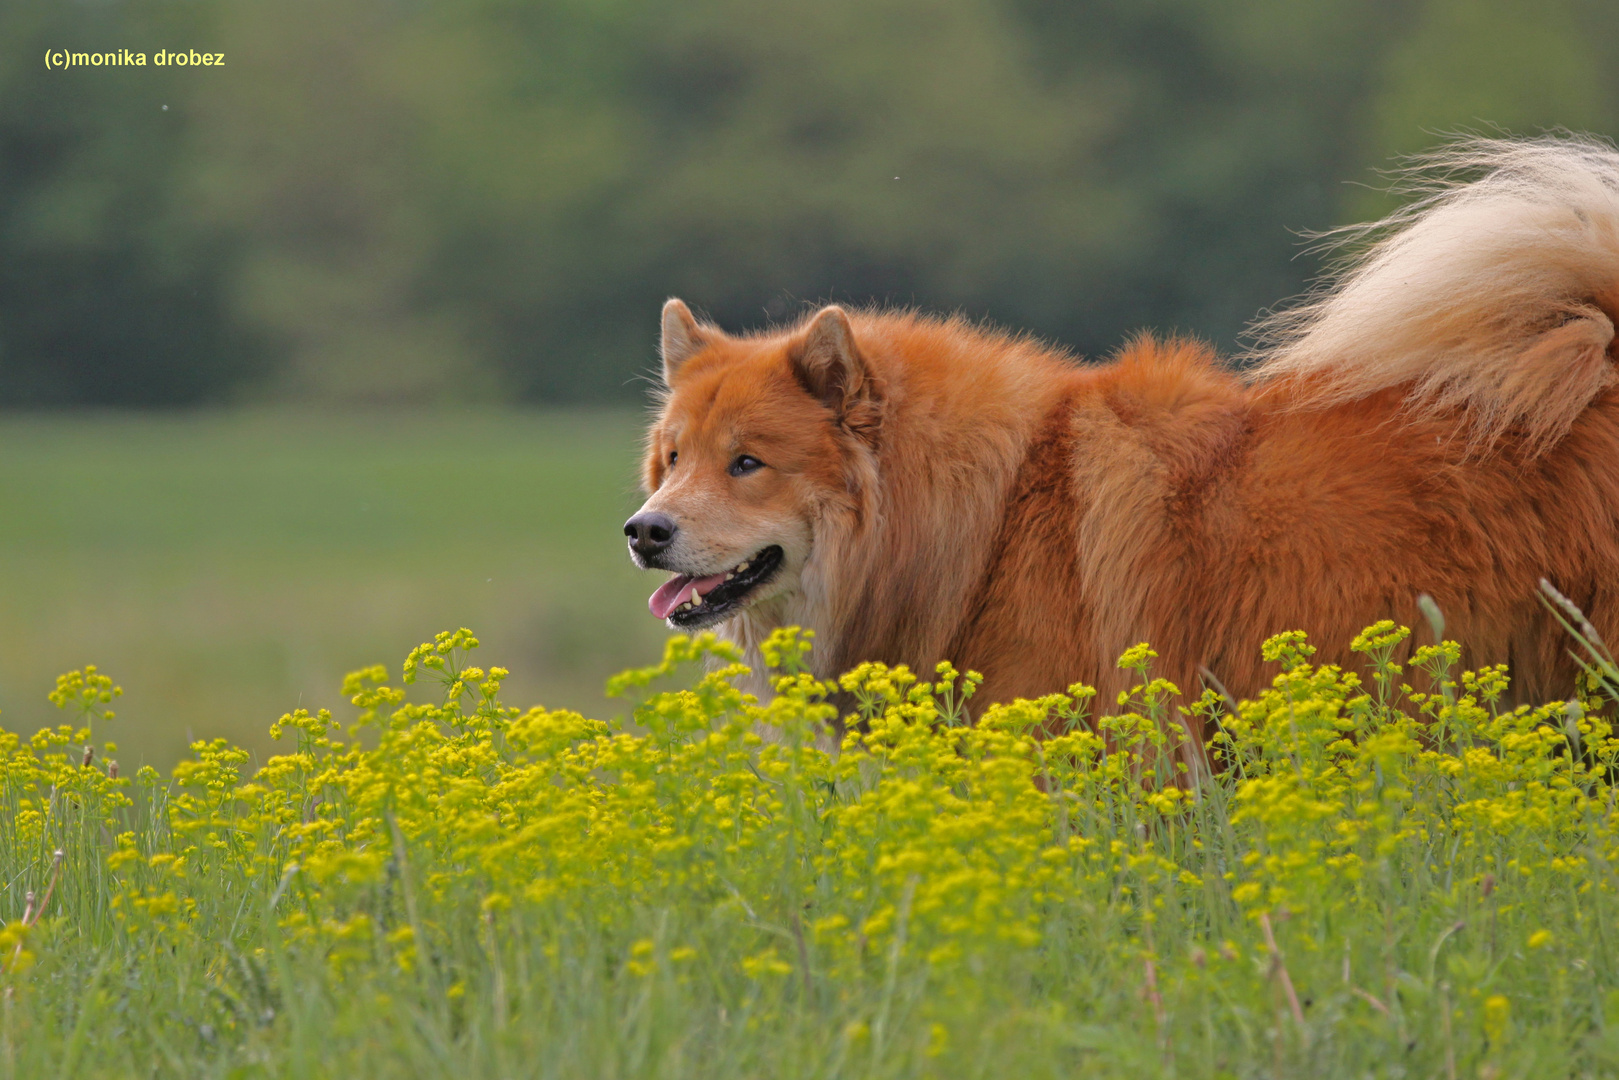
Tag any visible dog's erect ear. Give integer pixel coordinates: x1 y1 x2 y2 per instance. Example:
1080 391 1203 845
660 299 708 385
792 306 880 435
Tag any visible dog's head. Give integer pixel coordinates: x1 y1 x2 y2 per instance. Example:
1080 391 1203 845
626 299 881 630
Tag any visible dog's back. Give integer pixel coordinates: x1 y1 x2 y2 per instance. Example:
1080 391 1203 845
1022 343 1619 713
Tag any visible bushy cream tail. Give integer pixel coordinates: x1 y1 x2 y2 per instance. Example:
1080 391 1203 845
1248 135 1619 453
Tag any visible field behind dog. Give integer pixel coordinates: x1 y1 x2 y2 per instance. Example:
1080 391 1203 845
0 409 667 772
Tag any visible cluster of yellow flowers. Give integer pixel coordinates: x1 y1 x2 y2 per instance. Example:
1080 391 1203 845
2 619 1616 1072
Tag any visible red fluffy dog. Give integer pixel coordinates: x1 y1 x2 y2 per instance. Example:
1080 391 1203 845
626 137 1619 739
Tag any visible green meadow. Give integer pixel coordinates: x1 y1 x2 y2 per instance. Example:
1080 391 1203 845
3 614 1618 1077
1 412 1617 1078
0 410 665 771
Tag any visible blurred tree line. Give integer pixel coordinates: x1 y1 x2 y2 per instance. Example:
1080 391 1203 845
3 0 1617 406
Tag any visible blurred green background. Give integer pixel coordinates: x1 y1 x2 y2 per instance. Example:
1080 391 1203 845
2 0 1617 767
0 411 668 769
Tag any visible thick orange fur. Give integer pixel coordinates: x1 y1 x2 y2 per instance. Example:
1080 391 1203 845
632 136 1619 742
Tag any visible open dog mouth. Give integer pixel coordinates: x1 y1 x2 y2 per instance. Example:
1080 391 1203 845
648 546 784 627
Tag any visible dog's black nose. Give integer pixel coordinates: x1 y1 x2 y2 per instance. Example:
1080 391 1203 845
624 511 677 558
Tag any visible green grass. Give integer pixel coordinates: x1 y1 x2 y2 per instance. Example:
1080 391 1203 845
3 621 1618 1078
0 409 666 771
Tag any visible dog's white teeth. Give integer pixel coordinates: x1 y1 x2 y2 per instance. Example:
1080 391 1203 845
736 561 749 573
725 572 735 581
691 591 703 606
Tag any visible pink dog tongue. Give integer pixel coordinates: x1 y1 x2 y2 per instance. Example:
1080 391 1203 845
649 571 728 619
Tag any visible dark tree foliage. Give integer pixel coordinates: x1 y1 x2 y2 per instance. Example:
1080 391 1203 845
0 2 266 406
0 0 1615 405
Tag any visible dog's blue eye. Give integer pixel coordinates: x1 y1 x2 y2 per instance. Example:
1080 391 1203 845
729 454 764 476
